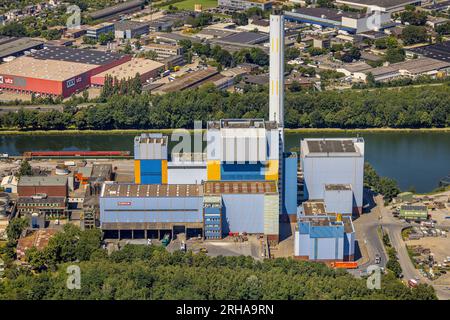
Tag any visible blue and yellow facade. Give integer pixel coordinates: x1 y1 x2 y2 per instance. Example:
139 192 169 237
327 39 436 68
134 133 168 184
134 159 168 184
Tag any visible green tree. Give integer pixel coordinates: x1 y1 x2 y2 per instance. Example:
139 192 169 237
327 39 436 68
17 160 32 177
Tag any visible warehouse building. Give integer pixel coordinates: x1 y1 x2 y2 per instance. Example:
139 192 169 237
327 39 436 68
18 176 68 198
0 47 131 97
114 20 149 39
0 56 97 97
284 7 392 34
91 58 164 86
218 0 273 11
335 0 421 13
100 183 204 239
17 176 69 226
0 37 44 61
86 23 115 40
99 180 280 241
143 43 183 60
294 201 355 262
300 138 364 215
359 57 450 82
89 0 145 21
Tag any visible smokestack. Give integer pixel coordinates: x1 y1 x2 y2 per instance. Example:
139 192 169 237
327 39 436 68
269 14 284 127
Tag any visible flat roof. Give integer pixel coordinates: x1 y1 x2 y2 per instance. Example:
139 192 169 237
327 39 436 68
325 184 352 191
304 139 358 154
408 41 450 63
220 32 269 45
0 37 43 59
18 176 68 187
298 213 354 233
302 201 326 216
102 183 203 197
89 0 145 20
401 205 427 211
204 181 278 195
367 57 450 75
31 46 127 65
0 56 96 81
135 133 167 145
114 20 149 31
157 67 218 93
94 58 164 80
290 7 361 21
336 0 418 8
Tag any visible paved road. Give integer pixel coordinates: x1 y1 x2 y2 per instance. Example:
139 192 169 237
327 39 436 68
351 190 387 276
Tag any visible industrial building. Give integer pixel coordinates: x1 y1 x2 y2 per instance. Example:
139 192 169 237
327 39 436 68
143 43 183 60
86 23 115 39
18 176 68 198
218 0 273 11
91 58 164 86
97 13 358 259
0 37 44 61
294 201 355 262
114 20 149 39
359 57 450 82
300 138 365 215
335 0 421 13
0 47 131 97
17 176 69 225
89 0 145 21
408 41 450 63
284 7 392 34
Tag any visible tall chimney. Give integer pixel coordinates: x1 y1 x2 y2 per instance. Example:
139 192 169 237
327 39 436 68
269 14 284 127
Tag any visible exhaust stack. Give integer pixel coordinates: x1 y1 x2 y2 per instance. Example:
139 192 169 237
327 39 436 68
269 14 284 127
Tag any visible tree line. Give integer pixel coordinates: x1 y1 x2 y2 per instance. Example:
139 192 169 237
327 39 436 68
0 224 437 300
0 84 449 130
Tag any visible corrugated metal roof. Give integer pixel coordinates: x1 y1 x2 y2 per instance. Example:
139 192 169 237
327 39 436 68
204 181 277 195
102 183 203 197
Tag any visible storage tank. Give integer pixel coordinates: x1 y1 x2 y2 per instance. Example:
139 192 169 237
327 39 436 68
55 164 69 175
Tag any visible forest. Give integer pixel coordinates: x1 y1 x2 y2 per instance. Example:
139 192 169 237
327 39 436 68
0 224 437 300
0 84 449 131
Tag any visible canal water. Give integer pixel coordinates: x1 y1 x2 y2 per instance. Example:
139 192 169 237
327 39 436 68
1 131 449 193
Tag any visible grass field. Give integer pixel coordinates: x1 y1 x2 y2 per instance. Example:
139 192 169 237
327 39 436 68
162 0 218 10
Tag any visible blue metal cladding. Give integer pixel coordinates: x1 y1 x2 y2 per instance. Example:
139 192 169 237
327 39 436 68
283 153 298 214
298 221 310 234
310 225 344 238
221 194 265 234
344 232 355 257
220 162 265 181
100 196 203 223
204 204 222 239
140 160 162 184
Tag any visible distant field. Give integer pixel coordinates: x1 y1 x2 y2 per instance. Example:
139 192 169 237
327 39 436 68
162 0 218 10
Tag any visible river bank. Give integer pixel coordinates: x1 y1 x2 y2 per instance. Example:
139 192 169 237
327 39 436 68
0 127 449 135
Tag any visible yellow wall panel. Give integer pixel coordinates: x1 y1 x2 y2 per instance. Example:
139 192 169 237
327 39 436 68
265 160 279 181
207 161 221 181
161 160 168 184
134 160 141 184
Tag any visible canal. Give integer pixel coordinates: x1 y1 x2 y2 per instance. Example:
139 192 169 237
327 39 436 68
1 131 449 193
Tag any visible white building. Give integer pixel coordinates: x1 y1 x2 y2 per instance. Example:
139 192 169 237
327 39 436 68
1 175 18 193
335 0 422 13
300 138 365 215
